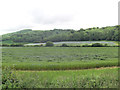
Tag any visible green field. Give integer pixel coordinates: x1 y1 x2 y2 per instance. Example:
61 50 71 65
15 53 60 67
3 67 118 88
2 47 118 70
2 47 119 88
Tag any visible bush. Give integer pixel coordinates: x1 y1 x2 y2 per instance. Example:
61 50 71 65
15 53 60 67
2 44 10 47
82 44 91 47
34 45 40 47
45 41 54 47
91 43 103 47
40 44 43 47
2 67 20 89
104 44 108 47
10 43 24 47
61 43 68 47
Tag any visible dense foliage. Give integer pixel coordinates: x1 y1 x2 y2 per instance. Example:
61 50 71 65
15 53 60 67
2 67 20 89
2 25 119 43
1 42 118 47
45 41 54 47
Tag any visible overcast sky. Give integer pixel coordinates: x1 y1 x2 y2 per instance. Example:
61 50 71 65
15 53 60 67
0 0 119 35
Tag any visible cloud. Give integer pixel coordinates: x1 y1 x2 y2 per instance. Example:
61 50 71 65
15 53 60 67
0 0 118 35
29 8 74 24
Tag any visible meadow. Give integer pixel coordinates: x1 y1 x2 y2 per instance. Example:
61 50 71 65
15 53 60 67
2 47 119 88
2 67 119 88
16 67 118 88
2 47 118 70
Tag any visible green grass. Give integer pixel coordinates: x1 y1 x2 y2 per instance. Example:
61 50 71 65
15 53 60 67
2 47 118 70
13 67 118 88
2 47 119 88
3 59 118 70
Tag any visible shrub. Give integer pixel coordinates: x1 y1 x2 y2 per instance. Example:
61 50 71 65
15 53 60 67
34 45 40 47
91 43 103 47
10 43 24 47
45 41 54 47
82 44 91 47
61 43 68 47
40 44 43 47
104 44 108 47
2 44 10 47
2 67 20 89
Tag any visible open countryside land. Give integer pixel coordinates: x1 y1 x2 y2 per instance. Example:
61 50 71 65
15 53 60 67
1 25 119 88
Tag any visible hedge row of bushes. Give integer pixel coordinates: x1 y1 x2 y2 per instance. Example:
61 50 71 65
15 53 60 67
1 43 24 47
60 43 118 47
0 42 119 47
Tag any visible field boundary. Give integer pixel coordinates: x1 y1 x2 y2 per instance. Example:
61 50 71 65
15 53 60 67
15 66 119 72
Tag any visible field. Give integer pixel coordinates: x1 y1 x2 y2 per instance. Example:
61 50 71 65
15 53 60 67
2 47 119 88
2 47 118 70
3 67 119 88
16 67 118 88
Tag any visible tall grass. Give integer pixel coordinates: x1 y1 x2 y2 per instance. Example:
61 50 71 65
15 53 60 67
2 47 118 70
13 68 118 88
3 59 118 70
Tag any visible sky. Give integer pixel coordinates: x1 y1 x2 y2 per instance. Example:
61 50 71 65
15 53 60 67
0 0 119 35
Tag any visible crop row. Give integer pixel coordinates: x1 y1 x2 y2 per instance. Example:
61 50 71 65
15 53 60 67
3 59 118 70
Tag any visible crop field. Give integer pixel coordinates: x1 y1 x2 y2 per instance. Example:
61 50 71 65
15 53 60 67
2 47 118 70
2 47 119 88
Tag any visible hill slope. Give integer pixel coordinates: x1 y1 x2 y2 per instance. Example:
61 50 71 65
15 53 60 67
2 25 119 43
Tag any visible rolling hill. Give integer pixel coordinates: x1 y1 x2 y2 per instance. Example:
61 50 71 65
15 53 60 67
1 25 119 44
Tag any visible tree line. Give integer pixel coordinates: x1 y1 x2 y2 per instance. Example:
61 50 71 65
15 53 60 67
2 25 120 43
1 41 119 47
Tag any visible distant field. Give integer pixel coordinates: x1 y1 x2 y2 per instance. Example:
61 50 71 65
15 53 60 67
2 47 118 70
2 46 118 88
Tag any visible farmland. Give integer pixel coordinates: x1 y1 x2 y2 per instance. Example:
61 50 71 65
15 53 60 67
3 66 119 88
16 67 118 88
2 47 118 70
2 45 119 88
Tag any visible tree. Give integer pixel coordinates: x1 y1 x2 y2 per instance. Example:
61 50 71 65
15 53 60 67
45 41 54 47
91 43 103 47
61 43 68 47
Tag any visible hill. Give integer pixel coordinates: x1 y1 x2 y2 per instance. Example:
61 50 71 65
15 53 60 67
1 25 119 44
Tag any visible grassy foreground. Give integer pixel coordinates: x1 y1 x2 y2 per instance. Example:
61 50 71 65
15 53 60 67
2 67 118 88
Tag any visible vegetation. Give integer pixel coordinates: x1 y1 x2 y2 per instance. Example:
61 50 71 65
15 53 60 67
1 25 119 44
1 42 118 47
1 43 24 47
2 67 118 88
1 25 119 88
61 43 68 47
2 47 118 70
2 67 20 89
45 41 54 47
91 43 104 47
3 60 118 70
